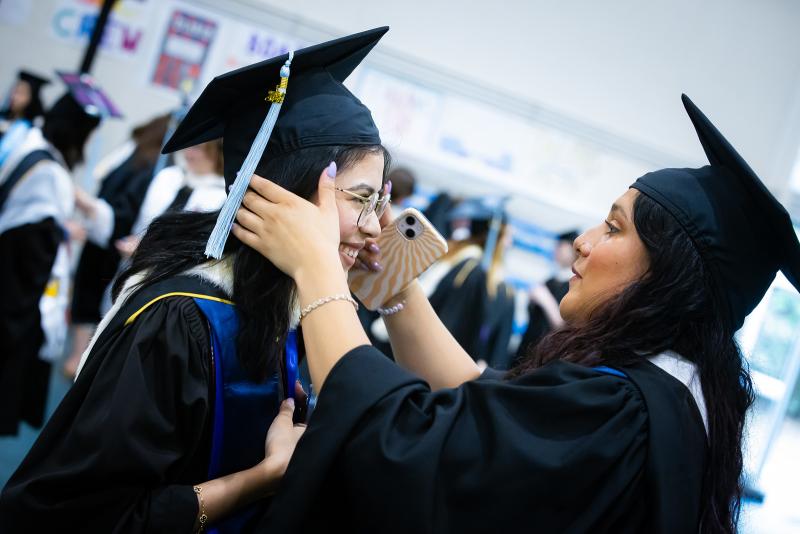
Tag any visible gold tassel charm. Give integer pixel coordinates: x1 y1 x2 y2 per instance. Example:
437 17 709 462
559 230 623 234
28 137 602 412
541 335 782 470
266 69 290 103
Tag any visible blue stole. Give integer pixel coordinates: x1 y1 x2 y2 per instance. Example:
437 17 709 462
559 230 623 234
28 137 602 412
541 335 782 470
593 365 628 379
192 297 296 533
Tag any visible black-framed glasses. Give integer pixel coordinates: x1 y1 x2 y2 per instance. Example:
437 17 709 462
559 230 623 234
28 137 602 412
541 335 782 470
335 187 391 227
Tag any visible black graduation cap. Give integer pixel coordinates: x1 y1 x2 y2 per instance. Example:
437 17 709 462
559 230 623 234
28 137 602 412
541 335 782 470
50 71 122 119
6 70 50 121
41 72 120 158
630 94 800 331
556 230 579 243
447 196 509 269
162 26 388 258
163 26 386 184
17 70 50 93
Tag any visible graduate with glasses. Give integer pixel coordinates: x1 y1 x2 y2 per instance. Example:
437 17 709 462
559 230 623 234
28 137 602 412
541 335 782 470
0 27 391 533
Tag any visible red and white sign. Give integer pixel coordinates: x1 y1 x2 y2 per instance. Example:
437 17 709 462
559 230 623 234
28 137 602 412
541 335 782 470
151 9 217 91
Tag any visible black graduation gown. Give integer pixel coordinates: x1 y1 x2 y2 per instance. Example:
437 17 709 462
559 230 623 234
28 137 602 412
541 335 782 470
0 277 222 533
71 154 156 324
480 281 516 369
428 258 487 358
0 218 61 435
429 258 515 365
516 277 570 363
422 192 456 240
256 346 707 533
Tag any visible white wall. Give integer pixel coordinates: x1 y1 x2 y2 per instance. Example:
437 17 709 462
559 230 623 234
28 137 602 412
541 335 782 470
249 0 800 197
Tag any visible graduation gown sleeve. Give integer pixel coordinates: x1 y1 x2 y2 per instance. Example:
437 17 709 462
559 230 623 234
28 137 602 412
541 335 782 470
0 296 213 534
257 346 651 533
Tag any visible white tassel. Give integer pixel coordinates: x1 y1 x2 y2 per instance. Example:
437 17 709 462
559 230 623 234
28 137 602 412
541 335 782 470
205 51 294 259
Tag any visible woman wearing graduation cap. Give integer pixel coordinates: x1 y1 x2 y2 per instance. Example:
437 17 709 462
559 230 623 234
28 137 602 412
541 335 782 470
237 94 800 534
0 70 49 136
0 28 392 533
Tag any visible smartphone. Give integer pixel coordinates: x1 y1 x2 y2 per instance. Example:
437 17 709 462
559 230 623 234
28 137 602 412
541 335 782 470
349 208 448 310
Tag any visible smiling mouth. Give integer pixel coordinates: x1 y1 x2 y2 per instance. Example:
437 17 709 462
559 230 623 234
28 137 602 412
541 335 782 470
339 244 361 259
571 266 582 279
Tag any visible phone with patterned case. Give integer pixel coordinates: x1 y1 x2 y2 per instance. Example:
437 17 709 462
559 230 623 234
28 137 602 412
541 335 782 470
349 208 448 310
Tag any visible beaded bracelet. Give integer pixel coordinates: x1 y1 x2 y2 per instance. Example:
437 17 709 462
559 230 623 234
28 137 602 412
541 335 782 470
377 299 406 316
193 485 208 533
300 294 358 321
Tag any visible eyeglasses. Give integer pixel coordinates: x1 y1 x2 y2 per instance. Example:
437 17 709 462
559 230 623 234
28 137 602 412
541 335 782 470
335 187 391 227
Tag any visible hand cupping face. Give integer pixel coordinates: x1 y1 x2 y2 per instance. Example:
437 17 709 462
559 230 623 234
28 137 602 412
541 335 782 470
232 170 342 280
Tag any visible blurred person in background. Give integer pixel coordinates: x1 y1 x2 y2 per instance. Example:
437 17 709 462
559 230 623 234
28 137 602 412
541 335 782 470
515 229 579 363
0 70 49 137
424 197 515 367
422 190 457 239
62 112 172 378
0 74 110 436
384 166 415 207
113 138 227 260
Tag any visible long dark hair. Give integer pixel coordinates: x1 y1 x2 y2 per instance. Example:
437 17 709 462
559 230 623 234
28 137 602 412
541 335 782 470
509 192 753 534
114 144 391 381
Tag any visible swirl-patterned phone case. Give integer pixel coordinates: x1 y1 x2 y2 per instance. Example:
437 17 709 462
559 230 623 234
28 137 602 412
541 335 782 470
349 208 448 310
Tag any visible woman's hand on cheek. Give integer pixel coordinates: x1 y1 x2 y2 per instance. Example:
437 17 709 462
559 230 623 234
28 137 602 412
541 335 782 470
232 167 342 280
354 202 394 272
355 239 382 272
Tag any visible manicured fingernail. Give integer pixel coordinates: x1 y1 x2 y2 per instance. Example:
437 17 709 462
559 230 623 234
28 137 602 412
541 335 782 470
385 181 392 194
286 398 295 408
371 261 383 271
368 243 380 253
326 161 337 179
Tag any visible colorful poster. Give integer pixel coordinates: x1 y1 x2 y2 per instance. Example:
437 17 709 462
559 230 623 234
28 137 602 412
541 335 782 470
150 8 217 91
49 0 151 59
212 20 303 73
56 71 123 117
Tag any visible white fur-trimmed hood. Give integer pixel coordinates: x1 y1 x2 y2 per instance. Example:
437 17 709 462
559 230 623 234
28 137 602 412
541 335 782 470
75 256 235 379
74 255 301 378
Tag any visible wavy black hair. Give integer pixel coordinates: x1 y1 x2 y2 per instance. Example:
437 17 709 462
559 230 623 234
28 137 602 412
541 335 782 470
114 144 390 381
509 191 754 534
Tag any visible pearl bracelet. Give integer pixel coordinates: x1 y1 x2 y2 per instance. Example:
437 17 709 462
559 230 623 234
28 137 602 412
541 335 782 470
300 294 358 321
193 485 208 532
377 299 406 316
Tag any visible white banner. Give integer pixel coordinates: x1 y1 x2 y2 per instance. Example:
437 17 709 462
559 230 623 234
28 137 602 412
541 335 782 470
49 0 154 60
